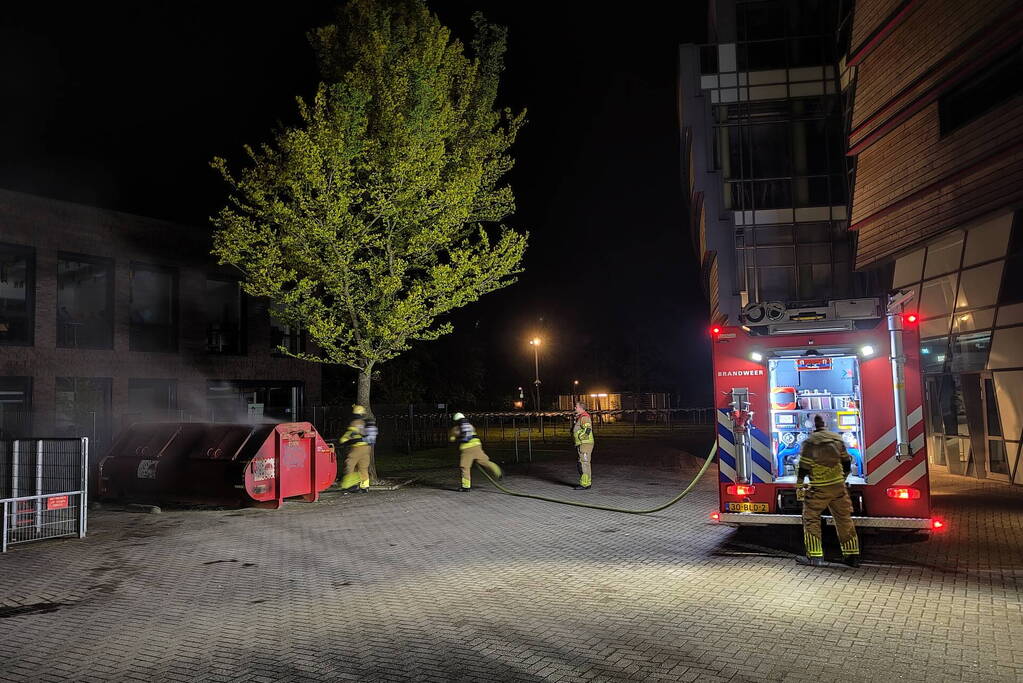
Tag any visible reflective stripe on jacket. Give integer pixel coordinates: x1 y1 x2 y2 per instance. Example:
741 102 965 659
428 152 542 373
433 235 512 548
797 430 850 486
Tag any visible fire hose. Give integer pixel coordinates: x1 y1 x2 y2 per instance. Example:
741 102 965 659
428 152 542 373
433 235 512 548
474 442 718 514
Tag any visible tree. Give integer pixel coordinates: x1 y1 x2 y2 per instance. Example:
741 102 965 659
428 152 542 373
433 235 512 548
211 0 527 412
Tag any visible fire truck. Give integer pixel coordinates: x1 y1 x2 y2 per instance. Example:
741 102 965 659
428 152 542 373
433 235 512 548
710 295 941 532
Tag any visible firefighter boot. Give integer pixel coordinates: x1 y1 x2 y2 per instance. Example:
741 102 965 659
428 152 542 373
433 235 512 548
795 555 825 567
574 473 592 490
459 477 471 492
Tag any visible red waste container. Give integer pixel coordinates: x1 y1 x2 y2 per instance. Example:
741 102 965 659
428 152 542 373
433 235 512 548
98 422 337 509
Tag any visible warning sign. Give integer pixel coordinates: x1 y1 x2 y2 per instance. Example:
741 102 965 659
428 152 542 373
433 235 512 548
796 357 832 371
46 496 69 511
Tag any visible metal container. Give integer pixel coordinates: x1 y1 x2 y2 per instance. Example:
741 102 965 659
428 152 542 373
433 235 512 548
98 422 336 508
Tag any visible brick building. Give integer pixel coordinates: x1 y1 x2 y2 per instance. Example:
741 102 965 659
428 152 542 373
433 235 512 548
845 0 1023 484
0 188 321 453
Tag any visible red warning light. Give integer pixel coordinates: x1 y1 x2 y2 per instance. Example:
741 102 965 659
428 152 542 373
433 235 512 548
711 326 722 335
905 313 919 324
710 512 721 521
726 484 756 496
932 519 944 530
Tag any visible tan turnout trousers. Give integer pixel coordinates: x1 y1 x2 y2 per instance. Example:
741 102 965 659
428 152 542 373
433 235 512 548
340 444 371 490
459 444 502 489
576 443 594 487
801 482 859 558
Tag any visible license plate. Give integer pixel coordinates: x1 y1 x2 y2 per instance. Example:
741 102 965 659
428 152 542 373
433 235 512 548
726 502 769 513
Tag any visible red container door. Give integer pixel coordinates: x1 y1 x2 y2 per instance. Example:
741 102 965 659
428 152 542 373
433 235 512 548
278 436 312 500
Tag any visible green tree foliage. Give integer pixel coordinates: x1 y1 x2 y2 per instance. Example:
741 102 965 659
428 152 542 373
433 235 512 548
211 0 527 410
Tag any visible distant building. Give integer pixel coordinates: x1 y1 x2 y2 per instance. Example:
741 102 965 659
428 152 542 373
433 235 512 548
844 0 1023 484
556 392 670 415
0 189 321 452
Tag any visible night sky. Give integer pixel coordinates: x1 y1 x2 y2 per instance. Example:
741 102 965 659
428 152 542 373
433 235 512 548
0 1 712 407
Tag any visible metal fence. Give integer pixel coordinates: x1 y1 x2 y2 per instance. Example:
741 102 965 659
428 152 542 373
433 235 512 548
0 438 89 552
359 407 716 454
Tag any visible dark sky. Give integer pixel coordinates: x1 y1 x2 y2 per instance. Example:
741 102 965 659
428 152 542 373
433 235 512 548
0 1 712 406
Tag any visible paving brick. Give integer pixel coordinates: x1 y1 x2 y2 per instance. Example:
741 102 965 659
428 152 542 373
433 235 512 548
0 440 1021 682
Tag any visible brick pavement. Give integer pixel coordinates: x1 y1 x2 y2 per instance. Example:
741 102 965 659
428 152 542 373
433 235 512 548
1 438 1021 682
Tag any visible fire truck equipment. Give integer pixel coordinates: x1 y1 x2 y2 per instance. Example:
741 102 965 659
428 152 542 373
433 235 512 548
98 422 337 509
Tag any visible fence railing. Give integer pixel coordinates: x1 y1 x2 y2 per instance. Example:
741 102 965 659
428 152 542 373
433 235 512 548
360 407 716 454
1 438 88 553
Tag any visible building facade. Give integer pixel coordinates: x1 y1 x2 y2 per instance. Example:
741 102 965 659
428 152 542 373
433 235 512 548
0 189 321 454
679 0 863 326
845 0 1023 485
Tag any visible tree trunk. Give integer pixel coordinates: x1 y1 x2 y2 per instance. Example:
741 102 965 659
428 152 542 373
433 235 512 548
358 363 379 482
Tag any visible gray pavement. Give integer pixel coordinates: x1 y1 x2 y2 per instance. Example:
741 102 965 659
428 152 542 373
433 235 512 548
1 438 1021 682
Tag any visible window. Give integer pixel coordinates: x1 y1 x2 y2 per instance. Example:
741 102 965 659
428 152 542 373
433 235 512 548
127 379 178 422
270 303 306 356
57 254 114 349
205 277 245 354
923 231 964 278
0 376 32 438
920 339 949 373
55 377 113 448
955 262 1003 311
207 380 303 422
0 243 34 346
130 263 178 352
919 274 958 319
949 332 992 373
939 46 1022 137
998 211 1023 306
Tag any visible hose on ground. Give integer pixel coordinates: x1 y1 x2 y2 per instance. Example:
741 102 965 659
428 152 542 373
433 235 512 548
474 443 718 514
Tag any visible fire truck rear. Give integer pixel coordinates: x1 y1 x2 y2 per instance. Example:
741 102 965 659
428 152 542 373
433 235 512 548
710 296 941 532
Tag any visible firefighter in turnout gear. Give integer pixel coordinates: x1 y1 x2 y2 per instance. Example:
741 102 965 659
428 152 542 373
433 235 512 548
338 404 374 493
572 402 594 490
449 412 502 492
796 414 861 567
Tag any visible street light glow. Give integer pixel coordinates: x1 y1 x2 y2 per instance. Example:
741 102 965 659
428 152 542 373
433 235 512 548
530 337 541 345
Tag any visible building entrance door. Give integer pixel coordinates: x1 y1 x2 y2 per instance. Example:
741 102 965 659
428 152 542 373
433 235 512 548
980 373 1010 481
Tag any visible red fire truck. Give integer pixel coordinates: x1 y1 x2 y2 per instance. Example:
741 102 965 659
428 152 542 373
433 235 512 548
710 296 941 532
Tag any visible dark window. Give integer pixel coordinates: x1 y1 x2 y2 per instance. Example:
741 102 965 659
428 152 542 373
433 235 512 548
983 378 1002 438
0 376 32 438
750 124 791 178
700 45 718 74
949 332 992 373
57 254 114 349
207 380 303 422
920 339 949 373
126 379 178 424
752 179 792 209
939 46 1023 137
205 277 245 354
270 303 306 357
0 243 34 346
55 377 113 449
998 211 1023 306
737 1 787 41
130 263 178 352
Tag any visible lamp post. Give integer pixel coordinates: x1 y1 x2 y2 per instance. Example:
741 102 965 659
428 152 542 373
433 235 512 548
572 379 579 407
529 337 542 411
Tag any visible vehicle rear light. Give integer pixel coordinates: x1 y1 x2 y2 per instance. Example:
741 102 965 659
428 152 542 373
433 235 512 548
885 487 921 500
710 326 722 335
726 484 756 496
710 512 720 521
932 519 944 530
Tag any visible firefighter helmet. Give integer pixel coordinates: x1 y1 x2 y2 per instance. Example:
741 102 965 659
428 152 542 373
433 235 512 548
352 404 366 416
452 412 465 421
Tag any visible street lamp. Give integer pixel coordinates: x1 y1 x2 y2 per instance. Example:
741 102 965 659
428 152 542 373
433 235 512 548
529 337 542 411
572 379 579 407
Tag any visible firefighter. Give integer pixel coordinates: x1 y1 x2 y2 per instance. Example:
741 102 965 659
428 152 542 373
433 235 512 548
795 414 861 567
571 402 594 490
449 412 502 492
338 404 372 493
